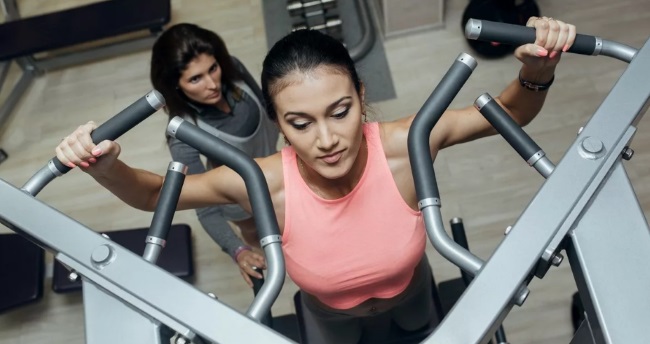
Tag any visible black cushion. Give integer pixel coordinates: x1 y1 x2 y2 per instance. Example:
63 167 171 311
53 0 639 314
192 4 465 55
0 0 171 61
0 233 45 313
52 224 194 293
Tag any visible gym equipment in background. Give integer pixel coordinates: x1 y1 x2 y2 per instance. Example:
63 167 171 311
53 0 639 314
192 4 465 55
461 0 540 58
0 0 171 162
287 0 344 42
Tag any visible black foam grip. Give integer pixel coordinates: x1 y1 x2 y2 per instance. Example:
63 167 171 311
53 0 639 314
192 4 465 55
148 168 185 239
408 59 474 201
52 91 163 174
471 19 597 56
172 120 280 239
478 96 541 161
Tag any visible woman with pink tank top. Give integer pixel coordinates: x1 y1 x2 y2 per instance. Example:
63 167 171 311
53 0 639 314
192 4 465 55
55 16 576 343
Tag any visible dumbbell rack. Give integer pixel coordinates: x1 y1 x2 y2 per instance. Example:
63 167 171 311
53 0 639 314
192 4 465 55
287 0 344 42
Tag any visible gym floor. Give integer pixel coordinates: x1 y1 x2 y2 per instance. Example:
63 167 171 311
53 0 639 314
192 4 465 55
1 0 650 343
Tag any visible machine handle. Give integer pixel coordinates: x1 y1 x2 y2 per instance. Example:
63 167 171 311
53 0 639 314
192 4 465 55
474 93 541 161
142 162 187 264
22 90 165 196
465 19 597 55
465 18 638 63
167 118 280 239
53 90 165 173
167 118 285 323
408 53 477 201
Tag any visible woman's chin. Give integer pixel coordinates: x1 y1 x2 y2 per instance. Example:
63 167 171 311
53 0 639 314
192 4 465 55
314 162 352 181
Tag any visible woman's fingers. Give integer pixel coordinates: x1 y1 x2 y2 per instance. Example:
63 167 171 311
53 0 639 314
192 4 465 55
243 261 263 279
240 269 254 288
524 16 577 59
56 121 98 168
565 23 577 52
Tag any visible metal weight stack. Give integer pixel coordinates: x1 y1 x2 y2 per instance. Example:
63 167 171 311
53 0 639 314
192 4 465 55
287 0 343 42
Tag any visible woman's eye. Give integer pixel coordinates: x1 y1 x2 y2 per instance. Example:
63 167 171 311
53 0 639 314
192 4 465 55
332 107 350 118
292 121 310 130
189 76 200 84
210 64 219 73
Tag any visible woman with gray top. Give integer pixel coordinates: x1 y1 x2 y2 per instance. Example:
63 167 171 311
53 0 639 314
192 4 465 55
150 23 279 286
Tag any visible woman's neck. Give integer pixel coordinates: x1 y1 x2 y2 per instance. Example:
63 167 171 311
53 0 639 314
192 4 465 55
215 98 231 113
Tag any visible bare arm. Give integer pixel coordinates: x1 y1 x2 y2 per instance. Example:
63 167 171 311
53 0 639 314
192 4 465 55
428 17 576 150
56 121 248 212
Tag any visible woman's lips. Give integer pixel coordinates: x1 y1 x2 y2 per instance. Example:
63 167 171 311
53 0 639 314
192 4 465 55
320 151 343 164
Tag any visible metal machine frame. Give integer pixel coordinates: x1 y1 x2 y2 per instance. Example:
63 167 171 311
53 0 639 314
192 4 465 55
412 20 649 344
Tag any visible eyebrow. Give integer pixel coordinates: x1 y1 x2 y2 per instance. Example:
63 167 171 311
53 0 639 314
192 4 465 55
186 62 218 81
283 96 352 118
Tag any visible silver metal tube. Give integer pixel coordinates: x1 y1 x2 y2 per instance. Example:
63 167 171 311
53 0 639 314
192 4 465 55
21 160 61 196
142 236 165 264
422 203 529 306
422 204 483 274
600 39 637 63
531 156 555 178
246 240 285 321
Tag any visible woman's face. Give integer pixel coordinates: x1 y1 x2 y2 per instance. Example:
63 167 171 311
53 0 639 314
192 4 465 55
274 66 364 180
178 53 224 106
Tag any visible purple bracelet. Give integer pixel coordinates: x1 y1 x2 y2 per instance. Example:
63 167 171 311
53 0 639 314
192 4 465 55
233 245 252 263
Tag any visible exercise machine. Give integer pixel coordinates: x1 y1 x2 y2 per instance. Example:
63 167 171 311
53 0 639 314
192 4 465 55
0 90 291 343
0 19 647 344
408 20 647 343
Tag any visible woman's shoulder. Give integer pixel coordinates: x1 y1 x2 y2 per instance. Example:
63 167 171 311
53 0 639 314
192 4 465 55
376 116 413 157
255 151 285 190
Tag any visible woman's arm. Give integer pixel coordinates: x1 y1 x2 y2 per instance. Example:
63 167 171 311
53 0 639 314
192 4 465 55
56 121 247 212
428 17 576 150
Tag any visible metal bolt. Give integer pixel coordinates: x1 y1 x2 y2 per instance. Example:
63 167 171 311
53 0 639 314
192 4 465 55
101 233 110 239
551 253 564 267
91 245 112 264
581 137 603 154
68 271 79 282
175 336 189 344
577 126 584 135
504 225 513 235
622 147 635 160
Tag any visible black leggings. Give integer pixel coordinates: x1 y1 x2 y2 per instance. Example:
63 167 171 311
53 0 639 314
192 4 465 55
300 255 438 344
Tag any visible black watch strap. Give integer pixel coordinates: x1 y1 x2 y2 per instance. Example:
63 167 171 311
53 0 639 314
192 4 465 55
519 71 554 92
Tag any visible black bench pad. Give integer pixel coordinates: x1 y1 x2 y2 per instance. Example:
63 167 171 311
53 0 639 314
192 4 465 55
0 233 45 313
0 0 170 61
52 224 194 293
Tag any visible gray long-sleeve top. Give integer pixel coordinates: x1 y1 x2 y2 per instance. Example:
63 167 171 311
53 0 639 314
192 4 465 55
167 57 271 258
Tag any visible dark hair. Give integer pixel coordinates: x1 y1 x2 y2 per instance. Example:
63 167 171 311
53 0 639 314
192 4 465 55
261 29 362 121
150 23 240 119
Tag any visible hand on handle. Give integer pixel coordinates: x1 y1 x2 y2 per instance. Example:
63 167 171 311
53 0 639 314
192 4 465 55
237 250 267 288
52 90 164 174
55 121 122 175
515 17 577 70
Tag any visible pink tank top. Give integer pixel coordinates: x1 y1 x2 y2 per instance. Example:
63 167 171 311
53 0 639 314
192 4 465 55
281 122 426 309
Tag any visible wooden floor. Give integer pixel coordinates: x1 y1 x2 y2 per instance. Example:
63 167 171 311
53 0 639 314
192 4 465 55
1 0 650 343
